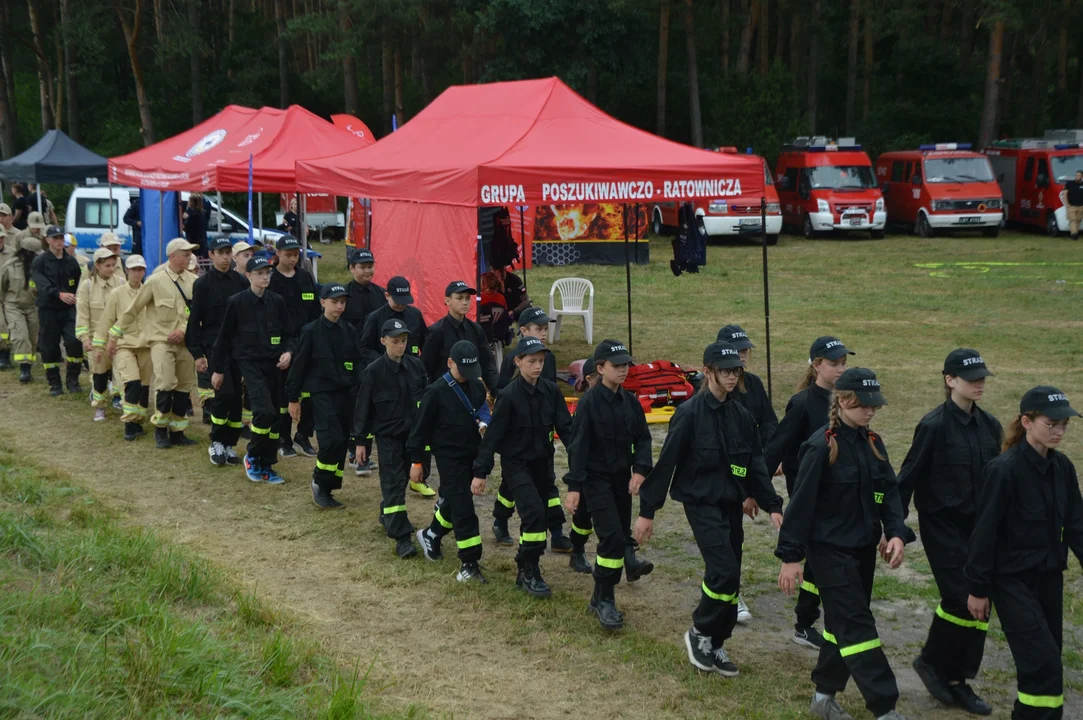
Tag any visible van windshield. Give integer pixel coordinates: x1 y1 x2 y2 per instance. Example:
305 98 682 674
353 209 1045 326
805 165 876 190
923 157 994 183
763 162 774 185
1051 154 1083 183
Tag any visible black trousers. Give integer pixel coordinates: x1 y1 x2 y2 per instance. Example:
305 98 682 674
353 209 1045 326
122 381 150 423
501 457 549 565
197 368 215 409
583 473 632 587
209 360 243 447
376 434 413 540
311 391 353 492
277 375 314 443
427 455 482 563
239 360 282 467
786 469 822 628
685 501 744 647
919 509 986 682
992 570 1065 720
155 389 191 429
808 542 899 718
37 306 81 368
493 455 564 531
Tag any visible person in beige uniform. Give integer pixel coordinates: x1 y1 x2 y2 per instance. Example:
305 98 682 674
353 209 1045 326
15 211 47 245
107 238 199 449
76 247 125 420
0 236 42 382
0 203 17 243
0 204 15 371
96 255 152 441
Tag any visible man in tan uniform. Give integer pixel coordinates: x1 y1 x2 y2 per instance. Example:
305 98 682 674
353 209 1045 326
0 204 15 370
108 237 199 449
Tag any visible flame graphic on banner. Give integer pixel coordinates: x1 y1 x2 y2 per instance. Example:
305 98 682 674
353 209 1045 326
535 204 649 241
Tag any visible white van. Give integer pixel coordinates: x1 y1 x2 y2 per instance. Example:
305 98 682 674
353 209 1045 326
65 186 288 253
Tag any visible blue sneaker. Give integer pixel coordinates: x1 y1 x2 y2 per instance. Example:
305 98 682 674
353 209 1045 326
264 467 285 485
244 455 264 483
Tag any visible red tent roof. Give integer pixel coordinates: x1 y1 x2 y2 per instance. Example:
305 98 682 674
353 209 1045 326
296 77 764 206
109 105 373 192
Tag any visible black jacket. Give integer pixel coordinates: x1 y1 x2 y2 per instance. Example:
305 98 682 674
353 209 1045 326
359 304 427 366
473 376 572 478
342 279 385 333
640 391 782 519
424 313 498 390
764 383 831 483
353 353 428 439
285 316 365 401
185 266 248 361
896 400 1003 518
731 371 778 451
31 251 82 310
496 343 557 391
964 443 1083 598
565 382 653 492
268 267 320 335
407 374 489 463
775 423 909 563
211 289 295 372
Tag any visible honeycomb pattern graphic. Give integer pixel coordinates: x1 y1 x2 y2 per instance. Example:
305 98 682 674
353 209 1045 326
533 242 581 266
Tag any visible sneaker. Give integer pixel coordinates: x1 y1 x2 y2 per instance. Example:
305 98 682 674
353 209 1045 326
223 446 240 466
294 433 316 457
417 529 443 561
347 450 356 466
355 459 374 477
684 627 715 673
912 656 955 705
409 480 436 497
711 646 739 677
93 408 106 422
456 561 487 583
736 595 752 624
396 537 418 559
208 441 227 466
809 693 856 720
793 626 825 650
244 455 264 483
492 518 513 546
949 684 992 716
264 468 285 485
278 443 297 458
874 713 908 720
112 396 122 411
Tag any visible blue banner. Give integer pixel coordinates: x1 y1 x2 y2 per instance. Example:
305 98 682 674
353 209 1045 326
140 190 179 272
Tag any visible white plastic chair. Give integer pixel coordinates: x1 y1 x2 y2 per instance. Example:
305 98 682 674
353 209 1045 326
548 278 594 344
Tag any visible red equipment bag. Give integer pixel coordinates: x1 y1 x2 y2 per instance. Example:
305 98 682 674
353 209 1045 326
624 360 695 407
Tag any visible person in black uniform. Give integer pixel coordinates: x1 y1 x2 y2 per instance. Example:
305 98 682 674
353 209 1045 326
897 349 1001 716
286 283 364 510
188 236 249 466
212 256 295 486
423 280 497 390
965 387 1083 720
355 318 429 557
342 247 384 477
564 339 652 631
776 368 912 720
412 340 492 574
470 337 572 596
490 306 572 554
123 192 142 256
32 225 84 396
567 357 600 574
268 237 320 458
764 335 855 650
635 341 784 677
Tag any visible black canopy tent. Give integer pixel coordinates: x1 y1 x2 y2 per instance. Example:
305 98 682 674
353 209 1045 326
0 129 110 218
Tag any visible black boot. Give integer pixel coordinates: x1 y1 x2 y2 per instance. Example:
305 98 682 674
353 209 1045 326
569 551 592 574
123 422 140 441
202 409 211 425
18 363 31 383
154 426 172 449
589 583 624 630
624 545 654 582
515 561 552 598
46 367 63 396
65 363 83 394
170 431 197 447
0 349 11 370
549 527 573 553
492 517 513 546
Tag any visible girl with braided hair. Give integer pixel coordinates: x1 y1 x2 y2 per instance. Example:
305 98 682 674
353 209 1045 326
775 368 913 720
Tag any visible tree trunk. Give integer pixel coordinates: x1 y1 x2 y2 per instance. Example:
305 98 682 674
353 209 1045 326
339 1 359 116
114 0 155 145
959 0 975 67
757 0 768 74
153 0 164 43
807 0 820 133
720 0 730 74
1030 10 1048 135
0 0 16 153
862 0 873 120
657 0 670 135
227 0 235 80
586 62 599 103
393 42 404 126
978 20 1004 150
736 0 758 75
61 0 79 141
274 0 288 107
382 34 393 133
27 0 55 132
924 0 939 32
774 8 786 66
1075 37 1083 125
684 0 703 146
789 9 800 78
189 0 203 124
938 0 952 44
844 0 858 133
1057 0 1068 91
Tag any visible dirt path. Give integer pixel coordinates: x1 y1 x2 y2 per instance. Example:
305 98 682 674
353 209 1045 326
2 377 1079 719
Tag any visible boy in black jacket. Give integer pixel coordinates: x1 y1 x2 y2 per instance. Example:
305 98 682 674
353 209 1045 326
286 283 365 510
423 280 497 390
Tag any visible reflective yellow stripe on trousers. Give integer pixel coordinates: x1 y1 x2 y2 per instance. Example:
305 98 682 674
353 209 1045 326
701 582 739 604
935 604 989 632
1018 692 1064 709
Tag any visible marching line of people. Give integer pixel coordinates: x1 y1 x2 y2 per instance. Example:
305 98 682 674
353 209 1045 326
1 231 1081 720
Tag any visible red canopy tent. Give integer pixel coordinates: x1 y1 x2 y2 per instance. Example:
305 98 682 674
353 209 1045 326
295 77 765 345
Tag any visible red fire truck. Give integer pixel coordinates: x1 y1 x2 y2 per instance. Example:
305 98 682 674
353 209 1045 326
984 130 1083 235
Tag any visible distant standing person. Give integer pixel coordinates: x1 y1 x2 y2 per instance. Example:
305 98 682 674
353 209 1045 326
282 197 300 238
183 194 209 257
1059 170 1083 241
124 192 142 256
10 183 29 230
27 184 57 225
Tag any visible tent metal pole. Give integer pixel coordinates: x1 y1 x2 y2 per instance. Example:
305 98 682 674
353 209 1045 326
760 197 772 402
624 204 633 355
216 190 223 233
519 206 527 288
158 191 164 267
108 182 115 231
36 186 41 213
258 193 263 238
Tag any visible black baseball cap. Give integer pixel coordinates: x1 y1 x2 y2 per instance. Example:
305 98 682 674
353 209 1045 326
1020 386 1080 420
45 225 64 238
381 318 410 338
836 367 887 406
208 236 233 252
515 337 546 357
349 248 375 265
943 348 994 381
445 280 477 297
277 237 302 251
703 340 745 369
716 324 755 350
810 336 855 361
320 283 348 299
518 306 550 327
247 256 272 273
450 339 482 381
582 357 596 377
386 276 413 305
592 339 633 365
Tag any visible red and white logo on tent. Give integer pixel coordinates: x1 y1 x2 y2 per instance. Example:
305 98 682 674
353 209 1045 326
179 129 228 162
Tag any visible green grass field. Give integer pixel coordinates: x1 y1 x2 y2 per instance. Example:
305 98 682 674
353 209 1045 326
1 229 1080 718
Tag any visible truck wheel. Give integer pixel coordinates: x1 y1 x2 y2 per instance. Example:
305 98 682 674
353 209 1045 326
982 225 1000 238
766 234 779 246
652 210 664 236
870 229 886 239
803 215 817 239
916 213 934 238
1046 212 1060 237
